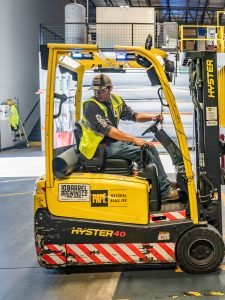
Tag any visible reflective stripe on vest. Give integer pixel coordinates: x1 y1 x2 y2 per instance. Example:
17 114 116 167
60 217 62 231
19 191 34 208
79 94 123 159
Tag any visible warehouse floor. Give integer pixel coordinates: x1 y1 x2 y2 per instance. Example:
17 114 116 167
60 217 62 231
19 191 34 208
0 147 225 300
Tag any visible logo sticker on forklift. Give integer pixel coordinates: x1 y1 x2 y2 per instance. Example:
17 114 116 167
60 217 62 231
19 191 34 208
90 190 128 207
59 184 90 201
91 190 108 207
71 227 127 237
206 59 215 98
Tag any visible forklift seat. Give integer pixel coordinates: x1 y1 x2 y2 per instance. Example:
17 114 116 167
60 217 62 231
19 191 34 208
73 123 133 175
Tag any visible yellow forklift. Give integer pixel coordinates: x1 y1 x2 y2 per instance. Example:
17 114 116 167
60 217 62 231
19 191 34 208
34 41 224 273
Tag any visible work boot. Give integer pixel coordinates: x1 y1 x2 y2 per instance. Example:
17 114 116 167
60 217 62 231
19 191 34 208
162 188 179 202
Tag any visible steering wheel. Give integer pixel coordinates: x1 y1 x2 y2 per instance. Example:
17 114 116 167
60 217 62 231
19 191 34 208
142 119 160 136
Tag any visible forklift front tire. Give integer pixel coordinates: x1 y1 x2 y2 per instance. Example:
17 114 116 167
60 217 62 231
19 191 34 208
176 226 224 274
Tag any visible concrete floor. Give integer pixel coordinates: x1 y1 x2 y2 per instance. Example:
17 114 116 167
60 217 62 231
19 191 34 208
0 147 225 300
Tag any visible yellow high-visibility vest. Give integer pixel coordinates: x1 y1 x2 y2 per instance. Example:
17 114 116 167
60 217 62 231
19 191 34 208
79 94 123 159
10 104 19 130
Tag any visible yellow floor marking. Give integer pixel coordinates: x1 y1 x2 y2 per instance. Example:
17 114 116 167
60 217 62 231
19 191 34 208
181 291 225 297
219 264 225 270
206 291 224 296
0 191 33 198
184 291 202 297
175 266 183 272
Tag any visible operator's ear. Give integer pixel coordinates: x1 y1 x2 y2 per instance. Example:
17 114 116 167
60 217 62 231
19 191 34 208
109 85 113 92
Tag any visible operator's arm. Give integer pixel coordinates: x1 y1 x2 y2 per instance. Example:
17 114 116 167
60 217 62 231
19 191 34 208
84 101 153 147
135 113 163 123
108 127 153 147
120 100 163 123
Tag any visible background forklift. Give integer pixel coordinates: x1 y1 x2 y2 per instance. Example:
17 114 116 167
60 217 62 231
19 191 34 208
34 42 224 273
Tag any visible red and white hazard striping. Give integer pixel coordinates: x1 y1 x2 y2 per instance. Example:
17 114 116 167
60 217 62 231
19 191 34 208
38 243 176 265
40 244 66 266
65 243 176 265
150 210 186 223
38 243 176 266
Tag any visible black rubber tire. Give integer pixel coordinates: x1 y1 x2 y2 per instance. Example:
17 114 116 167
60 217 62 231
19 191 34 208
176 226 224 274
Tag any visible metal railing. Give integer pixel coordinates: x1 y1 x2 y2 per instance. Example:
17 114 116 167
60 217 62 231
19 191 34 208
40 22 178 52
179 25 225 53
39 24 65 45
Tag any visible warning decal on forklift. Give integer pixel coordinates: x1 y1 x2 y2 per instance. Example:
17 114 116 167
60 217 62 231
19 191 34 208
206 120 217 126
206 107 217 121
158 232 170 241
58 184 90 201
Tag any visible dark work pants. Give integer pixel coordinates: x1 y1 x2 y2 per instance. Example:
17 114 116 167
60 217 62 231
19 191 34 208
106 141 171 198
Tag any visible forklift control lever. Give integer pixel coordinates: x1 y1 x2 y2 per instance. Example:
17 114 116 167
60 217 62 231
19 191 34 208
140 144 150 167
54 93 68 103
142 119 160 136
53 93 73 119
157 87 169 107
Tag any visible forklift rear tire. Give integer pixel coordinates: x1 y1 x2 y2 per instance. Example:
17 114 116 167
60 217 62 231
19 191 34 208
176 226 224 274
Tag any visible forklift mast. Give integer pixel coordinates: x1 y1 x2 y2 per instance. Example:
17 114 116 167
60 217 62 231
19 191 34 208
187 51 222 232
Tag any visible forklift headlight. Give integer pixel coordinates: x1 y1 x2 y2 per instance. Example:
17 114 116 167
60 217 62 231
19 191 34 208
71 52 93 60
116 53 127 60
72 52 83 59
116 53 136 61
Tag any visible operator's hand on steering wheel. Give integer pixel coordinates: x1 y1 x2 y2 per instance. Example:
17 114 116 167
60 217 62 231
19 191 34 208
153 114 163 123
133 138 154 148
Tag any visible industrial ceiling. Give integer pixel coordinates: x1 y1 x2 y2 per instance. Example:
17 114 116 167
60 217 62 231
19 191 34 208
77 0 225 24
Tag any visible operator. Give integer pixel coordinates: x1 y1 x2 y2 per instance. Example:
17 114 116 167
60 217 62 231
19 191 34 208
79 74 179 202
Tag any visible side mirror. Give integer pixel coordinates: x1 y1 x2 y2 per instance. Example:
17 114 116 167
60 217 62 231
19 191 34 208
145 34 152 50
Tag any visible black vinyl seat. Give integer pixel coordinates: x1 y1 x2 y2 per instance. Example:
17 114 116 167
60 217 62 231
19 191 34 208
73 122 133 175
82 157 133 175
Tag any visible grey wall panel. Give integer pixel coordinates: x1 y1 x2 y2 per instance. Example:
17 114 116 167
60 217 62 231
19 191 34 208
0 0 70 135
